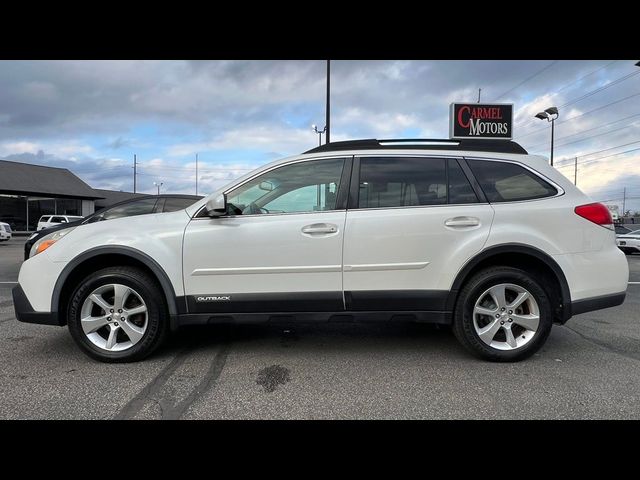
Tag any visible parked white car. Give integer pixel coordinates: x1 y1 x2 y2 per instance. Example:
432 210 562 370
617 229 640 254
37 215 84 231
0 222 12 241
13 139 628 363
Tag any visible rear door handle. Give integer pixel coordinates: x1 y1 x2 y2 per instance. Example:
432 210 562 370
444 216 480 228
301 223 338 235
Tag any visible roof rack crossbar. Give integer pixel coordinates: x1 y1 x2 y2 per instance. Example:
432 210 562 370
303 138 528 155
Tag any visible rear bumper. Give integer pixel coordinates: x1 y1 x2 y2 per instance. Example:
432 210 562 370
12 284 62 326
571 291 626 316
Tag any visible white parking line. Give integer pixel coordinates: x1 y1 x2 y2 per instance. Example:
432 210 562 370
0 282 17 284
629 282 640 285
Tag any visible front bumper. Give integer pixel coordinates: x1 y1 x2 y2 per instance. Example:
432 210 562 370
12 284 62 326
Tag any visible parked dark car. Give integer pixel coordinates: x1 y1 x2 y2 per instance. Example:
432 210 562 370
24 194 202 260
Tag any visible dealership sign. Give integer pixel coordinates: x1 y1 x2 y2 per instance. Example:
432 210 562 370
450 103 513 140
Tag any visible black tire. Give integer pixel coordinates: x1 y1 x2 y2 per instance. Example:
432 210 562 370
452 266 553 362
67 266 169 363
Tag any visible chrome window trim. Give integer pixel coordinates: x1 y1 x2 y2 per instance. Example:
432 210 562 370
193 152 565 217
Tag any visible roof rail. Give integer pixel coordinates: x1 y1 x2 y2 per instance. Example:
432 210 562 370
304 138 528 155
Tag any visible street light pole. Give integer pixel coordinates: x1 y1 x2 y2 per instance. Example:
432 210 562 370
326 59 330 144
312 124 326 146
550 116 555 166
153 181 163 195
534 106 559 166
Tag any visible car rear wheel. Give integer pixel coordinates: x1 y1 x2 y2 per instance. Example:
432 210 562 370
452 266 553 362
67 266 169 363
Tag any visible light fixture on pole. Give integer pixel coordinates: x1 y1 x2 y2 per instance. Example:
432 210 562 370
153 181 163 195
312 124 327 146
534 106 559 166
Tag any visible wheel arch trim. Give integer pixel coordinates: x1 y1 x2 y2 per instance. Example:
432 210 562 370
51 246 180 317
447 243 572 320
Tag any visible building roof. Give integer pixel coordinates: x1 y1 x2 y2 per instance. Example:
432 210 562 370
93 189 147 209
0 159 103 199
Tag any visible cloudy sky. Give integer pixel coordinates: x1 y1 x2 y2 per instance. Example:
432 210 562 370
1 60 639 212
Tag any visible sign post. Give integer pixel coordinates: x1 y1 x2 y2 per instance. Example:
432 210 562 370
450 103 513 140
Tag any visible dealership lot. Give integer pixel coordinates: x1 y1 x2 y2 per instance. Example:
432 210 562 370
1 237 639 419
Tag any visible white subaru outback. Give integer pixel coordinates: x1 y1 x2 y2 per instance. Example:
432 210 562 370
13 139 628 362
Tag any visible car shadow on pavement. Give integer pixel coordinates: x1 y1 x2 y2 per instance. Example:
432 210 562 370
157 321 459 357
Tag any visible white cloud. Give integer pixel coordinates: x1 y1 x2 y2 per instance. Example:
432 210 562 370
0 141 41 155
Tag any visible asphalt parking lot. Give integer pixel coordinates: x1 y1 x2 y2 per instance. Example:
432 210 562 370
1 237 639 419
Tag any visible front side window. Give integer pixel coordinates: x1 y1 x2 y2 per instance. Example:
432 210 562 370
226 158 345 215
468 159 557 202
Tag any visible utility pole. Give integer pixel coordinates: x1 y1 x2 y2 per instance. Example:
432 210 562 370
133 154 138 193
574 157 577 185
623 187 627 215
195 153 199 196
477 88 482 103
325 59 330 144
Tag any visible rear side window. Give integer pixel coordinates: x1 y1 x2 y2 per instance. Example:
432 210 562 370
40 216 50 222
468 159 557 202
357 157 479 208
102 198 158 220
359 157 446 208
162 197 197 212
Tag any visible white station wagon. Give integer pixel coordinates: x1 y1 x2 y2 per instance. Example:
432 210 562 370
13 139 628 362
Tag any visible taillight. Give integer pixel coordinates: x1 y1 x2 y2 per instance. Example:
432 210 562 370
574 203 613 230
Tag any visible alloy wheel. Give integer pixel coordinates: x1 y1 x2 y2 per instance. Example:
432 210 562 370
79 283 148 352
472 283 540 351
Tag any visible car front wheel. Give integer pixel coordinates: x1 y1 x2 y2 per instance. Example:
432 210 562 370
452 266 553 362
67 266 169 363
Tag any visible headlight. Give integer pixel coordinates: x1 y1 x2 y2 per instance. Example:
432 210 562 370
29 228 75 258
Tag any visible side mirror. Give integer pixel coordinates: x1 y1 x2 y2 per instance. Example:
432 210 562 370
205 195 227 217
259 181 274 191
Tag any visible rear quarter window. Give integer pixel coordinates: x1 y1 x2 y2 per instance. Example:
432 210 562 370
468 159 557 202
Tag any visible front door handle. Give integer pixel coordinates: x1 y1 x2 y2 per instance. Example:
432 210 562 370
301 223 338 235
444 216 480 228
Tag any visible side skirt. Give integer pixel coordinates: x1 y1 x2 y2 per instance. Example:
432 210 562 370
173 311 452 328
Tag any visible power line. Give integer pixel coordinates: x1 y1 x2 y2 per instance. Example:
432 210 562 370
543 122 638 150
558 70 640 109
550 60 618 97
526 112 640 149
555 145 640 168
494 61 558 101
558 140 640 162
513 61 619 130
515 91 640 140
